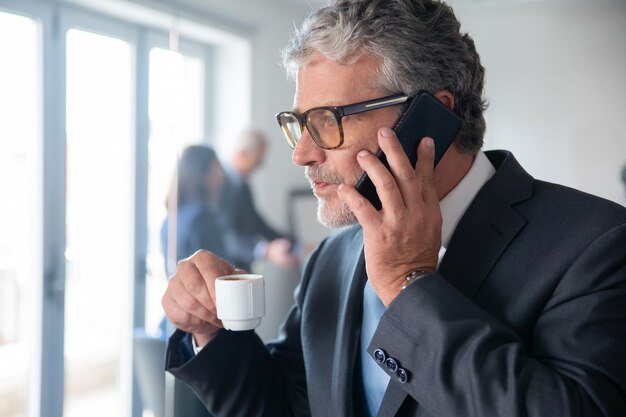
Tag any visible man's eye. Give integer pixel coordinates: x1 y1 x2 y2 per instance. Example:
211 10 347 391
324 115 338 127
308 110 338 130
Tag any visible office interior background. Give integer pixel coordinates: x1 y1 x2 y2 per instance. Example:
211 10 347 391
0 0 624 416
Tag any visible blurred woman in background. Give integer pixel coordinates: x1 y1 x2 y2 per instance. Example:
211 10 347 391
161 144 232 277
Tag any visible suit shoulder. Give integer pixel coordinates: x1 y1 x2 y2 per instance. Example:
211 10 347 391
514 180 626 252
530 180 626 226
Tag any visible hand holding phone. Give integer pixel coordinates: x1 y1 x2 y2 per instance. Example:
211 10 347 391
354 91 462 210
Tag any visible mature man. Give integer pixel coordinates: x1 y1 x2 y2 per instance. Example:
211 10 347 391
218 128 298 271
162 1 626 416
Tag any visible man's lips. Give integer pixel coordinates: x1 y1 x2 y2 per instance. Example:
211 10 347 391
311 180 339 193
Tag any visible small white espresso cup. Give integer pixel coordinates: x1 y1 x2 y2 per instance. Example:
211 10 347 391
215 274 265 331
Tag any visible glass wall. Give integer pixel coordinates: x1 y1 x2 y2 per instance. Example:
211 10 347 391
145 47 205 335
0 2 248 416
0 11 41 417
64 28 134 416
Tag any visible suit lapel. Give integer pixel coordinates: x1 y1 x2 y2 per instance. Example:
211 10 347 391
439 151 533 298
439 193 526 297
331 229 367 417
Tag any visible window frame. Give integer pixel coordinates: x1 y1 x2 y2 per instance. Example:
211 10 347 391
0 1 227 416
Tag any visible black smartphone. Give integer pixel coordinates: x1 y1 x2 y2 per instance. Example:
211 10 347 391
354 91 462 210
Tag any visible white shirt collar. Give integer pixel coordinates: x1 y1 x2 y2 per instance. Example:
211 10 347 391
439 151 496 249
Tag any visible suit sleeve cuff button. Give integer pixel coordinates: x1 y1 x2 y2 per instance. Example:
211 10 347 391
373 348 386 364
396 367 409 384
385 357 398 372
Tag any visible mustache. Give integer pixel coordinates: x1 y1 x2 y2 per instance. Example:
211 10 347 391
305 165 345 185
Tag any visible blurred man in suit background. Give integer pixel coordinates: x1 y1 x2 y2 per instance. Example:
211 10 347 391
218 128 298 271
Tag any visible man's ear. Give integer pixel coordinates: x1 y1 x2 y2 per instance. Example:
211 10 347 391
433 90 455 111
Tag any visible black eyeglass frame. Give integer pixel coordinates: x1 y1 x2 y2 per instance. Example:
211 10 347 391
276 93 410 150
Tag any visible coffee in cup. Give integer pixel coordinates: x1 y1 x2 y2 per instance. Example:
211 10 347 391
215 274 265 331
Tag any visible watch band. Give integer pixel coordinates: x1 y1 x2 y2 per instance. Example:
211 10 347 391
400 269 431 291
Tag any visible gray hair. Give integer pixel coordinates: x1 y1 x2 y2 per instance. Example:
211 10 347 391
236 128 267 152
281 0 487 154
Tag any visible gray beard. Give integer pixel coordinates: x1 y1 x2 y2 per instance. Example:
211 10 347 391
305 165 362 229
315 196 358 229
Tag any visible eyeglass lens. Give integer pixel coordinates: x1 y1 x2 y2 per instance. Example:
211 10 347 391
306 109 340 149
278 113 301 149
278 109 342 149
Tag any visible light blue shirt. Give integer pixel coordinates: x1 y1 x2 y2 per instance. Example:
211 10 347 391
359 280 390 416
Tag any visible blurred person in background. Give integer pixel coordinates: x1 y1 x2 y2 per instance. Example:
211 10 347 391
137 144 221 417
218 128 299 271
161 144 233 277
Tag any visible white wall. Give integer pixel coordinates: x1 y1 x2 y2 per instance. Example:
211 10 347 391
454 0 626 206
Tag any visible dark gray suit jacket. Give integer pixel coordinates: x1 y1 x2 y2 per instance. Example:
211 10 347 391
166 151 626 417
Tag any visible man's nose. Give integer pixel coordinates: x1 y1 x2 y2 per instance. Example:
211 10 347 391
292 128 326 167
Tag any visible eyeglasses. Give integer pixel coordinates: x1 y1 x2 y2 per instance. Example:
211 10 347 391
276 93 410 150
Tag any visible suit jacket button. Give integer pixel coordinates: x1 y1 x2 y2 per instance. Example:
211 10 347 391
373 349 386 364
396 368 409 384
385 357 398 372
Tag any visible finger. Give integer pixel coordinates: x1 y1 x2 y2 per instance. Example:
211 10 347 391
355 149 406 212
162 292 196 330
337 182 382 229
415 137 438 203
187 250 236 300
168 275 216 325
163 290 221 332
377 127 419 208
174 285 222 329
175 260 214 312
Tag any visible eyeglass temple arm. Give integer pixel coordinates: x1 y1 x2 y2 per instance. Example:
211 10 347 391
340 93 409 117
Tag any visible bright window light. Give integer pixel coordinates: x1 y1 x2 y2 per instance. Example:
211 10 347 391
145 47 204 335
0 10 40 417
65 28 134 417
